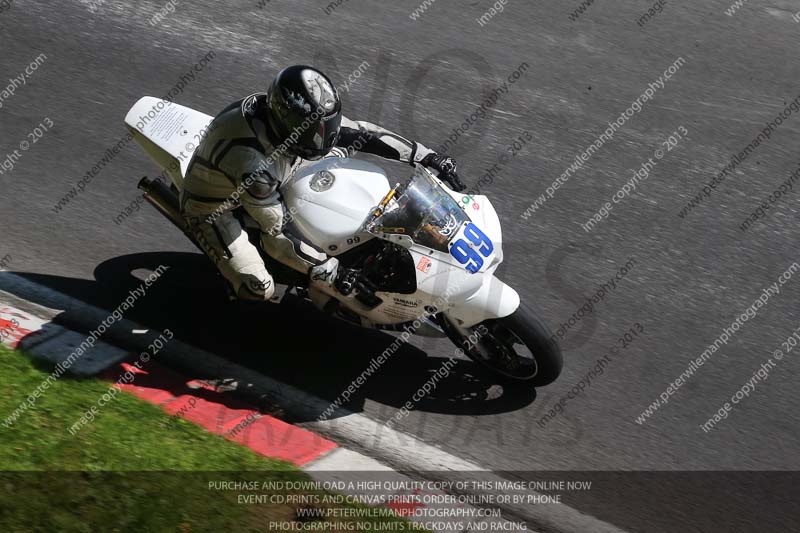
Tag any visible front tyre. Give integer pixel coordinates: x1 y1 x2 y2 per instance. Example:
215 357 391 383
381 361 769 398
442 303 563 385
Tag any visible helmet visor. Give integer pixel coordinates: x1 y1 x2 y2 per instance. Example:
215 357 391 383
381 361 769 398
291 111 342 160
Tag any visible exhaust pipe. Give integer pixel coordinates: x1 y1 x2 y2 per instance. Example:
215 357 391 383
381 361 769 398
138 176 237 299
138 176 188 233
138 177 207 256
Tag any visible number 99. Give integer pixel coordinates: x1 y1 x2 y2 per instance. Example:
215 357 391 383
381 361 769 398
450 223 494 273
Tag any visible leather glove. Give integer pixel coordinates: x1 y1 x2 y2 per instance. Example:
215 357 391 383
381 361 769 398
420 153 467 192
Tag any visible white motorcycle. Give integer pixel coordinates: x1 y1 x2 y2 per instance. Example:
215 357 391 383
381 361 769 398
125 97 562 385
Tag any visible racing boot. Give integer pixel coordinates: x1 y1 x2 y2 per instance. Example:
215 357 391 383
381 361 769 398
309 257 340 291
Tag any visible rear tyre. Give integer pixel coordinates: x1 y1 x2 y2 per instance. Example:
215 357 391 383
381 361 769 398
442 302 563 386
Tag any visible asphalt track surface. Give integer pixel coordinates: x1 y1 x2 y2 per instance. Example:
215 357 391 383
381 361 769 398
1 1 799 531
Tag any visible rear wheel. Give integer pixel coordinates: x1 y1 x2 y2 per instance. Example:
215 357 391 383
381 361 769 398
442 303 563 385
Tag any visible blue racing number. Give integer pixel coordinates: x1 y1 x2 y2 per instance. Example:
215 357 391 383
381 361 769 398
449 223 494 273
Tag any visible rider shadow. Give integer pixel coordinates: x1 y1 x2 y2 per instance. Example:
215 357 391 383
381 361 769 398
5 251 536 418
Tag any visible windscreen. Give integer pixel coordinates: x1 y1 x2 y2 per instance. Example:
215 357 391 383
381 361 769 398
369 167 470 253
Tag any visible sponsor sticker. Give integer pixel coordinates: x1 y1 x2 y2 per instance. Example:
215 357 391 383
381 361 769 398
416 256 432 274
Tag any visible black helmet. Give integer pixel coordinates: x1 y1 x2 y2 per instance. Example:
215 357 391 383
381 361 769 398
264 65 342 160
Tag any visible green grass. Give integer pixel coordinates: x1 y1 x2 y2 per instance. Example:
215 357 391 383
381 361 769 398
0 345 420 532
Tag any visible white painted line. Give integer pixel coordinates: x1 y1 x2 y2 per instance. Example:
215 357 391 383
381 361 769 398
306 448 533 531
305 447 394 472
0 305 49 348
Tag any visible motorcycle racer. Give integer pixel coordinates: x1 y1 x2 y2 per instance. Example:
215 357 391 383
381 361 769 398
181 64 466 301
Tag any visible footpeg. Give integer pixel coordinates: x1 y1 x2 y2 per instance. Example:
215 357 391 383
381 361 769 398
334 269 382 308
334 268 359 296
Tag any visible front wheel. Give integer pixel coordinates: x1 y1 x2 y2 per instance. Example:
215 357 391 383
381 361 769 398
441 303 563 385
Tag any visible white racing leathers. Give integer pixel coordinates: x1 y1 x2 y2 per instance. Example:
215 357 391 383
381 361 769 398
181 93 435 300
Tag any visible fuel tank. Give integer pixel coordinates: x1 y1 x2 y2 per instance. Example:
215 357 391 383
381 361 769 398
281 158 391 255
